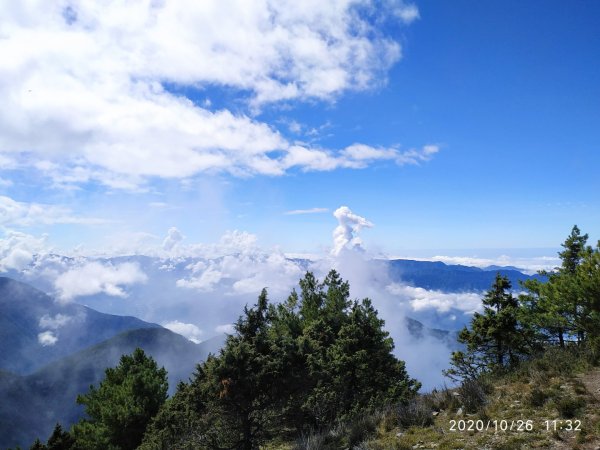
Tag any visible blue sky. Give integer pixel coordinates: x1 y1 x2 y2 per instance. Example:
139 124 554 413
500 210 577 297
0 0 598 259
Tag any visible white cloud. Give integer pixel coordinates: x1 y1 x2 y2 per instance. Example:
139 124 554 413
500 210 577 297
331 206 373 256
0 0 428 187
163 320 203 344
280 144 440 173
176 263 223 292
0 230 48 271
54 261 148 303
340 143 399 161
386 283 483 314
390 2 420 24
177 240 302 296
335 144 441 168
38 330 58 346
395 144 440 165
162 227 184 252
39 313 71 330
282 146 342 172
0 195 105 227
284 207 329 215
215 323 235 334
217 230 258 255
287 120 303 134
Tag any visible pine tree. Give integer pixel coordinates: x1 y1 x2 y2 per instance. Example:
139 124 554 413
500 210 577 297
558 225 590 343
573 242 600 339
559 225 589 274
208 288 282 449
300 272 419 425
46 424 74 450
72 348 168 450
447 274 528 380
29 439 47 450
522 225 591 346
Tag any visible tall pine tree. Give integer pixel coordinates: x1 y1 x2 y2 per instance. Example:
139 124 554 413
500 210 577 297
72 348 168 450
447 274 529 380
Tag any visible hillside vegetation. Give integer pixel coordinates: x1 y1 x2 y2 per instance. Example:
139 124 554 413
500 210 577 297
287 346 600 450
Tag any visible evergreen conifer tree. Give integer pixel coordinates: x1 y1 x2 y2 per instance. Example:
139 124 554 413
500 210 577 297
72 348 168 450
447 274 527 380
46 424 74 450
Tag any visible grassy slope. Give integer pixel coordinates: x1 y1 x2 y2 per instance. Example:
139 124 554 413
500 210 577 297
266 348 600 450
367 351 600 450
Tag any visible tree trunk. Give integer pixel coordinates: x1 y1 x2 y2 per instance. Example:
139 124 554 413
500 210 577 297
497 342 503 366
558 328 564 348
242 416 253 450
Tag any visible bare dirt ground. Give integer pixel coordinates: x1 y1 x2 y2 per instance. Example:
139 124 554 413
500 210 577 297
580 369 600 401
534 369 600 450
575 369 600 450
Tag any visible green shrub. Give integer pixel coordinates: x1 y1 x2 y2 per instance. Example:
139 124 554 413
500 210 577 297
554 396 586 419
527 387 549 407
347 415 378 448
584 336 600 365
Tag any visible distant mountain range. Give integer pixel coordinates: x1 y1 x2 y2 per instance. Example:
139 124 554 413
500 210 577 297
0 277 161 374
386 259 543 292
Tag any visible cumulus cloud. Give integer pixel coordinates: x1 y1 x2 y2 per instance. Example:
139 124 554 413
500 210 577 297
163 320 203 344
38 330 58 346
0 0 429 187
54 261 148 303
162 227 184 252
0 230 48 271
176 262 224 292
331 206 373 256
386 283 483 314
176 231 303 296
217 230 258 255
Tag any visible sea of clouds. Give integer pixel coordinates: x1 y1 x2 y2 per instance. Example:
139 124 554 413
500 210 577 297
0 206 560 389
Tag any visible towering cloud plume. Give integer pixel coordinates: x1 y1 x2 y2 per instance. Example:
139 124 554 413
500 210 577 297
162 227 184 252
331 206 374 256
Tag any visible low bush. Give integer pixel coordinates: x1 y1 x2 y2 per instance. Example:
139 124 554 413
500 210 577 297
554 396 586 419
527 387 549 407
397 397 434 428
458 378 489 413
